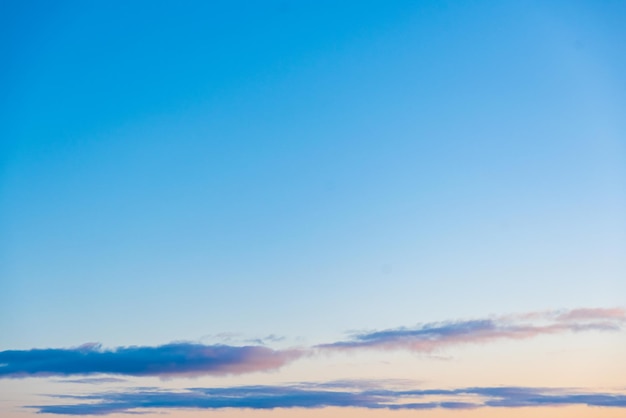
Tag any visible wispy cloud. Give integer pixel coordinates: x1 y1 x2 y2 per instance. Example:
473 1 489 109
30 382 626 415
317 307 625 352
54 377 127 385
0 343 302 378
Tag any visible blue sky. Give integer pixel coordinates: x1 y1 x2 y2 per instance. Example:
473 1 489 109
1 1 626 417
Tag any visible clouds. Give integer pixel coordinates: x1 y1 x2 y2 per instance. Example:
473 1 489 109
0 343 302 378
30 382 626 415
1 307 623 379
317 307 626 352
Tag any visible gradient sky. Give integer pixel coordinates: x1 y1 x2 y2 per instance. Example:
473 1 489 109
1 1 626 417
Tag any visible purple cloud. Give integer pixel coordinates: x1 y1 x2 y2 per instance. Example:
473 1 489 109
0 343 302 378
30 383 626 415
317 307 625 352
2 307 622 379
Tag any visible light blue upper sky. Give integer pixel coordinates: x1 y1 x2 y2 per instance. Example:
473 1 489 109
2 0 625 350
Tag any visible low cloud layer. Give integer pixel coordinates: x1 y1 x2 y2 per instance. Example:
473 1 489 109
1 308 623 379
318 307 625 352
31 383 626 415
0 343 301 378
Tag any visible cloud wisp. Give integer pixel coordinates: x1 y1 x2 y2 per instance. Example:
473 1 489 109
54 377 127 385
317 307 625 352
0 343 302 379
30 383 626 415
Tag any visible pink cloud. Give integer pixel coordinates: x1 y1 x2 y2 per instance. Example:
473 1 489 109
317 307 625 353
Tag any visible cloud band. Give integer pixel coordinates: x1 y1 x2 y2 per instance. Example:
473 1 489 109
31 383 626 415
2 307 623 379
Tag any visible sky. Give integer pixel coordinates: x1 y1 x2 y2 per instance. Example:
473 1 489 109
1 0 625 417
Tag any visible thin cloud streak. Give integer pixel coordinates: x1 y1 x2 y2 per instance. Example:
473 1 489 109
30 383 626 415
54 377 127 385
317 307 625 352
0 343 302 378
